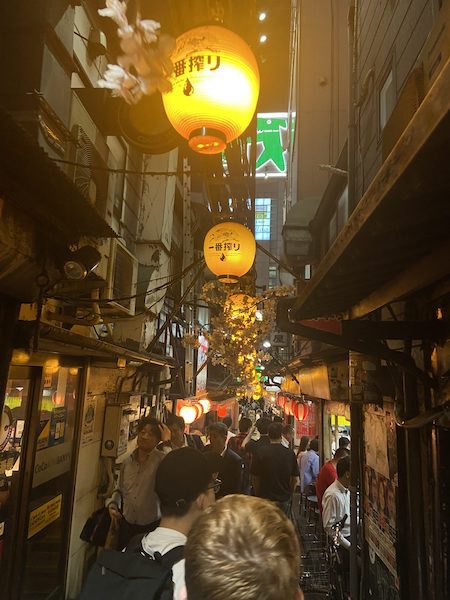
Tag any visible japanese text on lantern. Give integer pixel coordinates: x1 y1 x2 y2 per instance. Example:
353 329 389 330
173 54 221 77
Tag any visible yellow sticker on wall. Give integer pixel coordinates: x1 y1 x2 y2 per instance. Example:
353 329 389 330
27 494 62 539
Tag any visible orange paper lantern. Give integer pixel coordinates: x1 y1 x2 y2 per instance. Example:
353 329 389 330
162 25 260 154
199 398 212 413
204 222 256 283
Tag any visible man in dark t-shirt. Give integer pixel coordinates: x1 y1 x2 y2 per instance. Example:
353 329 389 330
251 422 299 516
244 417 271 456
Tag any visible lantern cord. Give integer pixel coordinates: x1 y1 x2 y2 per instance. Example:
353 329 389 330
145 260 206 353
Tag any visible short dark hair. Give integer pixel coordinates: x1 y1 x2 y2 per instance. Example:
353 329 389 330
272 415 283 423
238 417 252 433
299 436 310 452
334 447 350 461
256 418 270 435
156 448 214 517
167 414 185 430
337 456 350 478
339 436 350 448
209 422 228 437
222 416 232 428
268 422 283 440
309 438 319 452
137 417 161 442
281 424 292 436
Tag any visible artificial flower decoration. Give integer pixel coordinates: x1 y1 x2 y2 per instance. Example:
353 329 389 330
97 1 175 103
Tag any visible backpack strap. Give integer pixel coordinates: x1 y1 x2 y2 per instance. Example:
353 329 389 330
160 545 185 569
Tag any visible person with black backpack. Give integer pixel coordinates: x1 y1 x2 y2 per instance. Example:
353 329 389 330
79 447 219 600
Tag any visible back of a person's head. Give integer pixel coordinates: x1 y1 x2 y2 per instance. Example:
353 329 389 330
282 424 293 437
337 455 350 478
339 436 350 448
268 421 283 440
256 417 270 435
155 448 213 517
167 413 185 430
309 438 319 452
209 422 228 437
334 447 350 461
299 436 310 452
238 417 252 434
185 495 300 600
272 415 283 423
221 416 232 428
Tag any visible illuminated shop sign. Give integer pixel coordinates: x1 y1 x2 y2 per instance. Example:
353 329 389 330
254 112 296 178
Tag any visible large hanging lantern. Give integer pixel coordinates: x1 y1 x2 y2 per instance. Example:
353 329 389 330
204 222 256 283
162 25 260 154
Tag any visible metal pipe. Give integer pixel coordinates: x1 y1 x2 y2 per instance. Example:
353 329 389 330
348 2 360 597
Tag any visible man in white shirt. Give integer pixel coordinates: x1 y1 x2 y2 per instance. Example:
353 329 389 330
322 455 351 594
322 455 351 548
141 447 218 600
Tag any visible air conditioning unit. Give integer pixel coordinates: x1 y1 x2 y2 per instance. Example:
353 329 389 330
422 0 450 93
70 125 109 217
102 240 138 316
271 332 289 347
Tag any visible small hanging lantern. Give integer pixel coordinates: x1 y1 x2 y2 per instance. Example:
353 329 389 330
179 404 198 424
292 402 309 421
204 222 256 283
199 398 212 414
162 25 260 154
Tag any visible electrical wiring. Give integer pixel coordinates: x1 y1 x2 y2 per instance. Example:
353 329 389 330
52 157 182 177
47 258 203 306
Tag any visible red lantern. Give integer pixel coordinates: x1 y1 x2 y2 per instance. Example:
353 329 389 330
217 405 228 418
284 398 293 416
278 394 286 409
293 403 309 421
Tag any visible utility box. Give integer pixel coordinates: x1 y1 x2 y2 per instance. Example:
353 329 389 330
101 404 131 458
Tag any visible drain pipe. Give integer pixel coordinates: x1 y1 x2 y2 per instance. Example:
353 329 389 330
348 2 360 599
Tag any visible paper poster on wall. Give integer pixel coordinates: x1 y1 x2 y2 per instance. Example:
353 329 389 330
364 407 389 478
49 407 67 446
364 403 399 584
81 396 96 446
28 494 62 539
36 417 51 450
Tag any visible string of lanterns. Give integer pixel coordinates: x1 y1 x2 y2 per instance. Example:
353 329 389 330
276 392 309 421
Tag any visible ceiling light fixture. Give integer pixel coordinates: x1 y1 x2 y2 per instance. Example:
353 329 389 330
259 34 268 43
259 12 267 21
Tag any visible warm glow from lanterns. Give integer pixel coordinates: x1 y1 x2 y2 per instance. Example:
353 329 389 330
204 222 256 282
11 349 31 364
162 25 260 154
180 404 198 425
199 398 212 413
225 294 256 322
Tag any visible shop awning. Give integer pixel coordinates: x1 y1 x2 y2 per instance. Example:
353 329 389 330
18 322 175 368
288 58 450 321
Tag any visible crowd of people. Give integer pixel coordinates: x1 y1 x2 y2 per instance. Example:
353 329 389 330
80 411 352 599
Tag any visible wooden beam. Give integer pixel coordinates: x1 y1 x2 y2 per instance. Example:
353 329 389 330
349 239 450 318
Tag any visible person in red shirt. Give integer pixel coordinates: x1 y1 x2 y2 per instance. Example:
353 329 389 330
316 447 350 513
